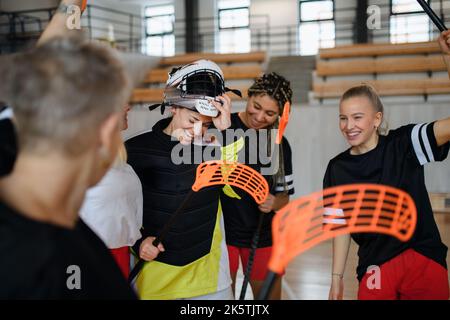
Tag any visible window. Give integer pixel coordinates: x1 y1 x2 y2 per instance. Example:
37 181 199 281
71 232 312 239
390 0 430 43
217 0 251 53
299 0 335 56
145 4 175 56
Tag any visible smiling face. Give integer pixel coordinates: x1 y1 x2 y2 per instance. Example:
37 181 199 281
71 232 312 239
243 94 279 130
169 107 212 144
339 96 382 153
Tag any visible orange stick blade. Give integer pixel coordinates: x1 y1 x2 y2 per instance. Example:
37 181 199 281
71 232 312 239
268 184 417 274
192 160 269 205
276 101 290 145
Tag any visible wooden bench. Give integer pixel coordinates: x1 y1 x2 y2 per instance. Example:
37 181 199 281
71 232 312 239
429 193 450 213
316 55 447 76
144 65 263 83
159 51 266 66
313 78 450 98
319 41 441 59
131 86 249 104
313 41 450 100
131 88 165 103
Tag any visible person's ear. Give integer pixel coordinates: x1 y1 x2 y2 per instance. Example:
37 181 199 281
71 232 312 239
98 112 121 167
374 111 383 128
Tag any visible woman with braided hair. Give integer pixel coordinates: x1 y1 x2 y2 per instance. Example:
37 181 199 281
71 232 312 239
220 72 295 300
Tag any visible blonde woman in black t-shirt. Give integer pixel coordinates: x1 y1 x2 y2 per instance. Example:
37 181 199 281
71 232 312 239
325 32 450 300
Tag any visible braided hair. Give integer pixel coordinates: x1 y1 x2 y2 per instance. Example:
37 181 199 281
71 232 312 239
247 72 293 193
248 72 292 109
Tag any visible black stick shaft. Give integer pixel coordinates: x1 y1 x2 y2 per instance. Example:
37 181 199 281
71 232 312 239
417 0 448 31
128 190 195 283
239 213 264 300
257 271 277 300
128 259 144 283
239 178 277 300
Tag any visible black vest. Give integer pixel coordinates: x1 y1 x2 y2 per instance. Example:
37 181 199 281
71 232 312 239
126 118 221 266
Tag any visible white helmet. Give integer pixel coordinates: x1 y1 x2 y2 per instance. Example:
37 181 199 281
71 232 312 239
149 59 241 117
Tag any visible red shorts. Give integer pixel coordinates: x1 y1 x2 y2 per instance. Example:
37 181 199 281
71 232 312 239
110 246 130 279
358 249 449 300
227 245 284 281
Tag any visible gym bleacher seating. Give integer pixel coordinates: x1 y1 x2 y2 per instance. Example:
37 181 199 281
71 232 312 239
313 41 450 99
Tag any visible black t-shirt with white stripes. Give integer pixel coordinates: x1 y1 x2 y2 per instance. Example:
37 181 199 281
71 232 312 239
324 122 449 281
220 112 295 248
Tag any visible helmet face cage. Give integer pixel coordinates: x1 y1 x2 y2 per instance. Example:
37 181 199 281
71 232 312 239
181 69 225 98
165 69 226 103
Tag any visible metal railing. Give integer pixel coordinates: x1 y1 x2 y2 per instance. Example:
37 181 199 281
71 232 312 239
0 4 143 54
0 1 449 56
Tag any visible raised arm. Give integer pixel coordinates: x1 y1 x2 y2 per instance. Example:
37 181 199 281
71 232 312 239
438 30 450 78
435 32 450 147
434 117 450 147
37 0 85 46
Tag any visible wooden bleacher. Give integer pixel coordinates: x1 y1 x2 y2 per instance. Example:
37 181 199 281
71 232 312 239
159 51 266 66
430 193 450 214
318 41 441 59
143 65 263 84
314 41 450 100
314 79 450 98
316 56 447 76
131 51 266 104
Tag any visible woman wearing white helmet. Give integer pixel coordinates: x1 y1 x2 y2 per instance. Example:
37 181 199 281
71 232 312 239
126 59 240 299
149 59 239 144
